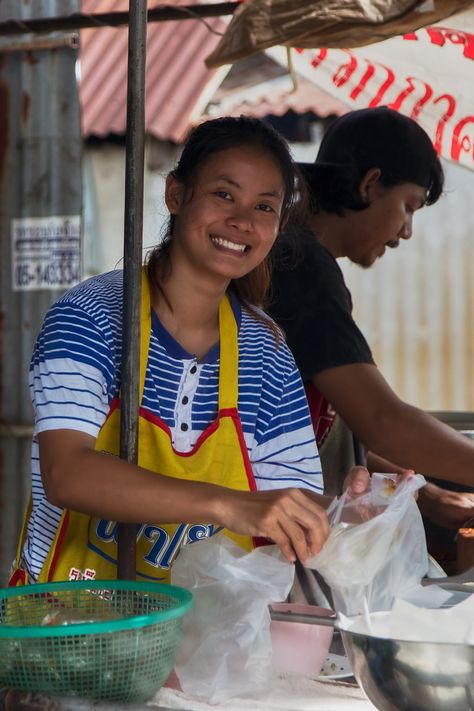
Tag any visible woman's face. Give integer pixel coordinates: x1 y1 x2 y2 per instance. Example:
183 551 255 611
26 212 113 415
165 145 285 284
344 177 427 268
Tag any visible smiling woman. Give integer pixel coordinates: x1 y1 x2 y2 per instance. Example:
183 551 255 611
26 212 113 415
11 116 357 589
147 117 303 324
163 146 284 293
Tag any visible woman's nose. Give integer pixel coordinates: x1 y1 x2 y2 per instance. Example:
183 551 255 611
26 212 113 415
227 206 252 231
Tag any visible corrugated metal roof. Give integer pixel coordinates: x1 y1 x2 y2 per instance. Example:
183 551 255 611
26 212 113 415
206 75 348 119
80 0 229 143
80 3 348 142
204 52 348 120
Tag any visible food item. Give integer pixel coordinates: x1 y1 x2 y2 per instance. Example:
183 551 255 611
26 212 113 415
457 525 474 573
382 477 397 497
41 607 123 626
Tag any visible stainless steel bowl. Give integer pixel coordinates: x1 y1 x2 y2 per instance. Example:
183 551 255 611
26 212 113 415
341 630 474 711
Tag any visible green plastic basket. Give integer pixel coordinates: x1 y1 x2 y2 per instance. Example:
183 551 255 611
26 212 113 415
0 579 192 703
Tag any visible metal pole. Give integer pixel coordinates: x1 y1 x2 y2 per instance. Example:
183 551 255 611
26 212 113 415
0 32 79 52
0 3 237 35
117 0 148 581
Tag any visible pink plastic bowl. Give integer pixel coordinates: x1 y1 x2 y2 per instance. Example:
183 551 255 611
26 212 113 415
270 602 335 677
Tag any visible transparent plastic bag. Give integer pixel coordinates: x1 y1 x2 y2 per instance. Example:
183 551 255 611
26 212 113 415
308 473 428 615
171 534 294 703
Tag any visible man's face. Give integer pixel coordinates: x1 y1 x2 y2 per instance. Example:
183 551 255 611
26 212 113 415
344 181 427 268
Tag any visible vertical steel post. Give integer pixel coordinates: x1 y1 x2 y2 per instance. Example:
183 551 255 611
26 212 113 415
118 0 148 580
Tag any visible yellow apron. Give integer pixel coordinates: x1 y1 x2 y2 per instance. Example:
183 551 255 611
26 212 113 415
10 271 258 586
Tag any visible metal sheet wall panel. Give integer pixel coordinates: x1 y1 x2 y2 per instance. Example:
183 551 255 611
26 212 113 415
0 0 82 584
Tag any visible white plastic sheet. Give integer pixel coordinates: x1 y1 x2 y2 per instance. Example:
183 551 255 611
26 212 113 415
171 535 294 703
339 592 474 644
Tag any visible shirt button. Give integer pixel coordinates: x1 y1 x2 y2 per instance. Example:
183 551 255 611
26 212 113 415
181 423 189 431
190 365 197 374
182 396 189 405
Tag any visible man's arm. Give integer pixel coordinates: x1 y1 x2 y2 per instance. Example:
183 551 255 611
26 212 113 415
367 451 474 528
313 362 474 488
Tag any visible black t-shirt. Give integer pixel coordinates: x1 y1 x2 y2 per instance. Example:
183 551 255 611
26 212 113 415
268 228 374 383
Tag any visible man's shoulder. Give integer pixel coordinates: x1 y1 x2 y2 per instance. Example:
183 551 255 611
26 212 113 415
271 228 348 312
274 228 343 282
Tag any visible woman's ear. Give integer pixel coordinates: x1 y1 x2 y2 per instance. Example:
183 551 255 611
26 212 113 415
165 173 185 214
358 168 382 204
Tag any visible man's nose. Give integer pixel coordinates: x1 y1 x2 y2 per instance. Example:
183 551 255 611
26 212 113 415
401 215 413 240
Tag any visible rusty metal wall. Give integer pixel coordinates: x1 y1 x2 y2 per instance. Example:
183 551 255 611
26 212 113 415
0 0 81 584
341 158 474 413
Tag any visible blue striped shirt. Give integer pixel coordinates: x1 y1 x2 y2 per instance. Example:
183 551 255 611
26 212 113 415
24 270 322 580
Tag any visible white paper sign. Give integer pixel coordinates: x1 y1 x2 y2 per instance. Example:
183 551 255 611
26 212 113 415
11 215 81 291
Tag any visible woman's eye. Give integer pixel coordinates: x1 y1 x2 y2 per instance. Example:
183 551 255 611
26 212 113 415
215 190 232 200
256 203 275 213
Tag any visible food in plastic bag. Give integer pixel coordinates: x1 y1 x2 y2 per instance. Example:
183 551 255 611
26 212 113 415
171 534 294 703
308 473 428 616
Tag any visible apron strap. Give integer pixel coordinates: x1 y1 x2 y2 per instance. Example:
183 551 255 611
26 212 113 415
218 295 239 410
139 266 152 405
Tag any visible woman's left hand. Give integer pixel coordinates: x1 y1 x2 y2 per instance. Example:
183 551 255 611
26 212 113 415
343 466 416 496
342 465 371 495
340 467 417 523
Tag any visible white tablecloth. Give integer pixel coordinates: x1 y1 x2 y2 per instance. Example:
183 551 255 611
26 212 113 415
151 675 375 710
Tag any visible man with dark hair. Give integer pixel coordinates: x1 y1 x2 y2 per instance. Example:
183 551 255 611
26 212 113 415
269 108 474 560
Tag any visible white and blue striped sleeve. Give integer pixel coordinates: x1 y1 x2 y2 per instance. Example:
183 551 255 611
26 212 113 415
29 301 114 439
250 343 323 494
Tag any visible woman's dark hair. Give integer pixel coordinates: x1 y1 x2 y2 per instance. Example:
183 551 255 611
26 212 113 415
146 116 307 334
299 107 445 216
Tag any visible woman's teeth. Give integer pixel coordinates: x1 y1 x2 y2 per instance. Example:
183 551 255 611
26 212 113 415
211 236 246 252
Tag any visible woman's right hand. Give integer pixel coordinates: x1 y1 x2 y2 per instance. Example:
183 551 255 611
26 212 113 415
213 487 330 565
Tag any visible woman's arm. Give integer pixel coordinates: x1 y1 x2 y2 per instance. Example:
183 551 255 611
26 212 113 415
39 429 330 564
314 362 474 487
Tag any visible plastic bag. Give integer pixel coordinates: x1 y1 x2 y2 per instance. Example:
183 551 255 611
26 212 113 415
308 473 428 616
171 534 294 703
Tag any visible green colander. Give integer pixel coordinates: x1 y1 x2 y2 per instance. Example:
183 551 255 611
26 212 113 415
0 579 192 703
